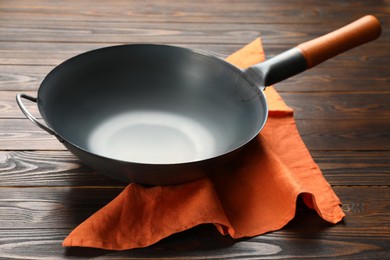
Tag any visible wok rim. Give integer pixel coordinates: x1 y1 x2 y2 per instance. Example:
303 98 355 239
37 43 269 166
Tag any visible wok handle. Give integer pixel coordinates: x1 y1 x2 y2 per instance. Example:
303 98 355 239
297 15 381 68
245 15 381 87
16 93 57 137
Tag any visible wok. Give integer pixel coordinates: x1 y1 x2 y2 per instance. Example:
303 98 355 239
17 15 381 185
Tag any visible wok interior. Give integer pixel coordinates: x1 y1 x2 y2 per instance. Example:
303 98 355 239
39 45 266 164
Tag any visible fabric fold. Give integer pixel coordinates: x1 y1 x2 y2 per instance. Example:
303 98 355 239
63 38 345 250
64 178 233 250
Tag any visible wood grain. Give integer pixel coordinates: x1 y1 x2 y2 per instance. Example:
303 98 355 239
0 187 388 258
295 119 390 151
310 151 390 186
0 0 388 25
0 229 386 259
0 19 388 48
281 92 390 120
0 119 64 150
0 151 124 187
0 0 389 258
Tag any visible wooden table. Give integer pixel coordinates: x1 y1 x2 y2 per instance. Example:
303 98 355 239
1 0 389 258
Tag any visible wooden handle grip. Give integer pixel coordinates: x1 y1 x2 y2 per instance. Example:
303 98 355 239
297 15 381 68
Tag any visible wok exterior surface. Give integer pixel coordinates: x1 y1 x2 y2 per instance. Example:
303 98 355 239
37 44 267 184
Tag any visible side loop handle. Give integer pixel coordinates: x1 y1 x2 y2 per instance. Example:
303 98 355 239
16 93 57 136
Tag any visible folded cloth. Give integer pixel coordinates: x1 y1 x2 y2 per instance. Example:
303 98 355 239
63 38 345 250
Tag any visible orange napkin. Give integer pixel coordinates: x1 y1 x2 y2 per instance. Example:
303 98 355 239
63 38 345 250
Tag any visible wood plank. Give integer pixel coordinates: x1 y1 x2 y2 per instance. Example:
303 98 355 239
0 18 388 46
0 20 273 45
0 119 64 150
295 119 390 151
281 92 390 120
275 58 390 93
0 151 124 187
0 0 388 24
1 91 39 118
0 187 122 229
0 65 49 91
1 151 389 187
0 227 387 259
310 151 390 186
0 186 388 258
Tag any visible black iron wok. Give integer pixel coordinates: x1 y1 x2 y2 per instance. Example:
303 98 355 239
17 16 381 185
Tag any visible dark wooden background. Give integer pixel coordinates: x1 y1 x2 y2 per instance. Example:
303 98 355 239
0 0 389 259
